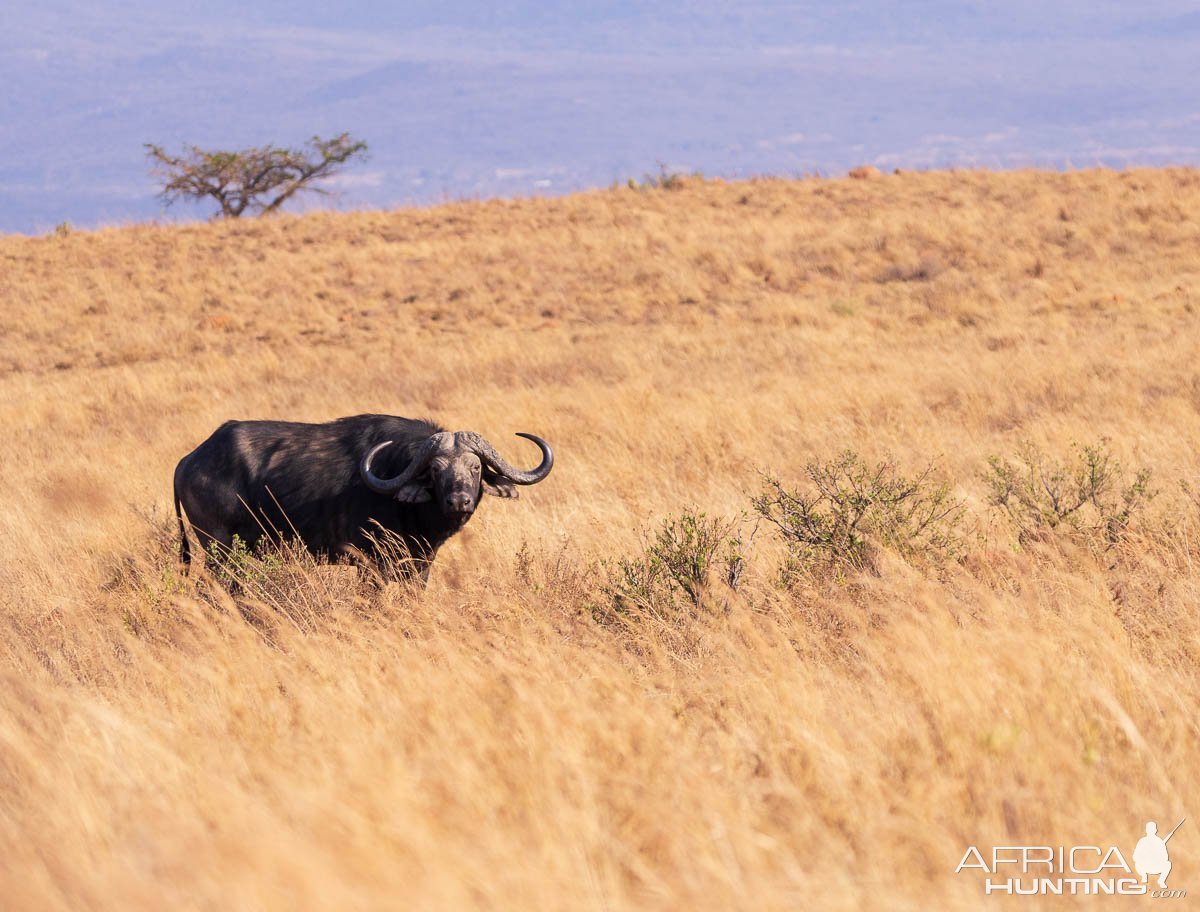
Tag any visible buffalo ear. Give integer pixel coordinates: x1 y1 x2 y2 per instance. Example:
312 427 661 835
394 484 432 503
483 476 518 499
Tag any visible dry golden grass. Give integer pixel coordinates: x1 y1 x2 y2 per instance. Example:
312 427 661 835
1 167 1199 909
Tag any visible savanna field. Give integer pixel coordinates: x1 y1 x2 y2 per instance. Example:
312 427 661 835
1 168 1198 909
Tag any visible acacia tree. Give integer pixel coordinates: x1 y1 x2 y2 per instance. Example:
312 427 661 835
145 133 368 219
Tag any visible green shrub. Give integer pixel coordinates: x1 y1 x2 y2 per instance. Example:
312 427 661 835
1182 479 1200 515
985 440 1153 547
754 451 964 581
207 534 286 589
626 162 698 192
598 510 745 621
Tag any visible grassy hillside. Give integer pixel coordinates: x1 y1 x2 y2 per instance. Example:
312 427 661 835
1 168 1198 909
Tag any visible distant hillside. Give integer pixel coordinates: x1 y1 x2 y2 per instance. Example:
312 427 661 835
3 167 1198 378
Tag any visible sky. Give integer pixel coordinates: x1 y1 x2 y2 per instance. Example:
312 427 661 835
2 1 1199 233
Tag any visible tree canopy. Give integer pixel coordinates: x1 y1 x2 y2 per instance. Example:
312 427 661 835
145 134 368 219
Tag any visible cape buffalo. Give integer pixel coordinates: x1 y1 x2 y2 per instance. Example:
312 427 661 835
173 414 553 582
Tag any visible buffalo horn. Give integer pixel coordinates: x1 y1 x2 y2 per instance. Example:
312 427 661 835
360 436 440 494
459 432 554 484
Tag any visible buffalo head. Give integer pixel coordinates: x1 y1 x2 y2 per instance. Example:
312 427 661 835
359 431 553 517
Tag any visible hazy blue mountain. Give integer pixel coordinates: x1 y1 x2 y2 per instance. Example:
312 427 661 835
2 1 1198 233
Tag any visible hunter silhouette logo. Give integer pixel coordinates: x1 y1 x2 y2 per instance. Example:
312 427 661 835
955 817 1187 897
1134 819 1184 889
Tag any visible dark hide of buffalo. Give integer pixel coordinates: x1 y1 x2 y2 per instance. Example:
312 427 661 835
173 414 553 583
